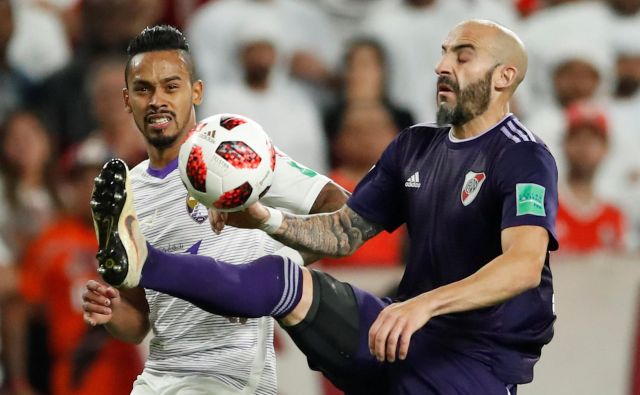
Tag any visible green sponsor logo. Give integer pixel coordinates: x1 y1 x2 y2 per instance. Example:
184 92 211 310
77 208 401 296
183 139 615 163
286 158 317 177
516 183 546 217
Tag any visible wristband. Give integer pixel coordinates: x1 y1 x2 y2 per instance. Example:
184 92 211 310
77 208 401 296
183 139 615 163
260 207 283 234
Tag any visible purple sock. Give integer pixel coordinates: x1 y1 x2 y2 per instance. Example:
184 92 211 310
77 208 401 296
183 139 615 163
139 243 303 319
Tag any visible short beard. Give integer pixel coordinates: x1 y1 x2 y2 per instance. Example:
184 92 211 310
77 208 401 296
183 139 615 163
436 68 494 127
146 133 180 150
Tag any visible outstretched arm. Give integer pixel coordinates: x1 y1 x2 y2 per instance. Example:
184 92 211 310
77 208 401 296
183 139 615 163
266 204 384 257
368 225 549 363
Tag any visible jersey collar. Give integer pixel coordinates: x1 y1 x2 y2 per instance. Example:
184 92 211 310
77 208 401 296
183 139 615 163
146 157 179 179
446 113 514 147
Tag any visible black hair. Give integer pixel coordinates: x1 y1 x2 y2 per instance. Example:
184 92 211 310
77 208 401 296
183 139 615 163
125 25 196 84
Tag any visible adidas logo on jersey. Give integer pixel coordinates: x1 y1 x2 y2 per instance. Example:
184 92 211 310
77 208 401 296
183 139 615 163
405 172 421 188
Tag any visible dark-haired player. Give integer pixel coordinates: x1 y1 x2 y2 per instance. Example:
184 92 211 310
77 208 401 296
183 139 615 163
83 25 347 394
85 20 558 394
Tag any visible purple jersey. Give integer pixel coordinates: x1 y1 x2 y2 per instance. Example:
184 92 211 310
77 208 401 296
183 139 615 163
348 114 558 384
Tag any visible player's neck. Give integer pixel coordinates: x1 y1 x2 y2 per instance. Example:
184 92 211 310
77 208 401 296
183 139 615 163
148 144 180 169
450 103 509 140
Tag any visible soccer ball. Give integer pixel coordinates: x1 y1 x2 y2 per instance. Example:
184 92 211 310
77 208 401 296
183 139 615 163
178 113 276 211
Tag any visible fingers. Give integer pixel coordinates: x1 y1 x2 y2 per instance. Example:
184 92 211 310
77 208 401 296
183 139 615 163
369 313 398 362
83 280 117 326
368 305 415 363
82 301 112 326
84 280 118 300
208 208 228 235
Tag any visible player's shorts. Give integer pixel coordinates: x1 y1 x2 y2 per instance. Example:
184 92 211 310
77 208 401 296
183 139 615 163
283 270 518 395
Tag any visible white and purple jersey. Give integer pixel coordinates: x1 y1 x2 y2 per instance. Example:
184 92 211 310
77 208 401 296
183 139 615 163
130 153 330 394
348 114 558 384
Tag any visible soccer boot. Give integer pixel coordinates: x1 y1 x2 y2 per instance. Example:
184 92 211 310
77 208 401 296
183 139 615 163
91 158 147 288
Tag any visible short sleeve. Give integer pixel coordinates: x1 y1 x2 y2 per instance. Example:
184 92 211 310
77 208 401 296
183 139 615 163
495 142 559 250
260 152 331 215
347 136 405 232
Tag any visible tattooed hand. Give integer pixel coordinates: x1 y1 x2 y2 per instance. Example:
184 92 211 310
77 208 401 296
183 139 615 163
272 205 383 257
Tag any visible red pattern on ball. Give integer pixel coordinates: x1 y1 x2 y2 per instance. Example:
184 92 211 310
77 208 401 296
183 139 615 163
213 182 253 210
266 140 276 171
220 116 247 130
186 145 207 192
216 141 262 169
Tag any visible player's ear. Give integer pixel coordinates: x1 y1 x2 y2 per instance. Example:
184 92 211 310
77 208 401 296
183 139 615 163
123 88 132 113
494 64 517 90
192 80 204 105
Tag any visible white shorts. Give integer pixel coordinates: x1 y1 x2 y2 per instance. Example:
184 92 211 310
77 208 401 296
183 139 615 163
131 370 243 395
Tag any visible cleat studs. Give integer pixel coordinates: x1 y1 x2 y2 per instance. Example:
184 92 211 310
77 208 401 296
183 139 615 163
114 193 123 202
90 200 99 209
114 173 123 182
113 265 123 273
97 266 106 275
94 176 105 185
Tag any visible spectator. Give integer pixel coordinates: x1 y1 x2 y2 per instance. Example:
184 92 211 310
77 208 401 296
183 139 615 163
611 23 640 102
520 0 612 108
33 0 162 151
200 22 329 174
323 37 414 149
322 102 405 268
0 110 60 259
187 0 340 104
3 142 144 395
0 0 30 126
359 0 519 122
359 0 467 122
7 0 76 83
593 23 640 249
556 102 626 254
525 44 612 178
67 56 146 168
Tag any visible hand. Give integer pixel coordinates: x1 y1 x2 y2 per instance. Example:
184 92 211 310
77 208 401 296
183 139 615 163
208 202 271 234
208 208 228 235
82 280 120 326
368 296 433 362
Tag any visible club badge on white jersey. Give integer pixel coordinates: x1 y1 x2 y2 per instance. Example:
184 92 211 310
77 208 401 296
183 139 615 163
186 195 208 224
461 171 486 206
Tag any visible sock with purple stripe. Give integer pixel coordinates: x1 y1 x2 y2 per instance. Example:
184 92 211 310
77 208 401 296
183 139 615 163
139 243 303 319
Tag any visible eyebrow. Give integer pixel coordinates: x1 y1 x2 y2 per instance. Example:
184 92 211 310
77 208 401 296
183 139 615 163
131 75 183 85
441 43 476 53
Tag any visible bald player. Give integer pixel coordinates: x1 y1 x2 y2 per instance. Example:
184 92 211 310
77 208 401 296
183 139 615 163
87 20 558 395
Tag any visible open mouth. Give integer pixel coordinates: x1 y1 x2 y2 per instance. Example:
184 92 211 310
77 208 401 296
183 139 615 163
438 83 454 94
146 113 173 130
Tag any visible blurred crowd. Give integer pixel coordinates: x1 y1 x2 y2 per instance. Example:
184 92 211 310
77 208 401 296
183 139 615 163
0 0 639 394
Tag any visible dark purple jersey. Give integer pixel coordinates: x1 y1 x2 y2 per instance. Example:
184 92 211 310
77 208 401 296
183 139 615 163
348 114 558 384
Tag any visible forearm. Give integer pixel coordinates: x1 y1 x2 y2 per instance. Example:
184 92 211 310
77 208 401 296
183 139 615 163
418 251 544 318
271 206 380 257
105 288 150 344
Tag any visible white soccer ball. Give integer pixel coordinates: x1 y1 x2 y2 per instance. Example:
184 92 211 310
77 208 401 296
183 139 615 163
178 113 276 211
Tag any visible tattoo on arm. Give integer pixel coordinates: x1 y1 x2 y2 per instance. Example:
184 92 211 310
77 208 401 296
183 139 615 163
272 206 383 257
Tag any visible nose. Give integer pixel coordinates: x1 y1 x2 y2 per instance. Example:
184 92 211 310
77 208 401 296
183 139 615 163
435 55 452 77
149 89 168 108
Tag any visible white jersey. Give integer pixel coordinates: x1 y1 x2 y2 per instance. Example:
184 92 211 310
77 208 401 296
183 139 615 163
130 153 330 394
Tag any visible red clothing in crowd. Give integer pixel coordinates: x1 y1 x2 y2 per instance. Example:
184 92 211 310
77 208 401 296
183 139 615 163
320 170 405 268
555 191 626 253
20 217 143 395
